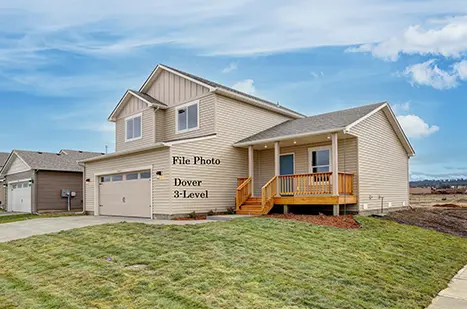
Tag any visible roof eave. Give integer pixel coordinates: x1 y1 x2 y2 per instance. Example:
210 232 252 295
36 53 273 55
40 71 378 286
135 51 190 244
79 143 169 163
233 127 346 148
212 88 305 119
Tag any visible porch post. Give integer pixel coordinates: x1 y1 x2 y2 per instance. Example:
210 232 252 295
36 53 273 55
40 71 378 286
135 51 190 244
248 145 254 196
274 142 280 196
331 133 339 216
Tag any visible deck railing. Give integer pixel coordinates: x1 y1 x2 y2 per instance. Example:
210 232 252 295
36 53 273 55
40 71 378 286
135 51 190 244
261 176 277 214
236 177 252 211
278 172 353 196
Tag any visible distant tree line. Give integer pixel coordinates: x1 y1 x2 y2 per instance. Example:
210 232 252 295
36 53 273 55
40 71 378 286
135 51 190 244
410 178 467 188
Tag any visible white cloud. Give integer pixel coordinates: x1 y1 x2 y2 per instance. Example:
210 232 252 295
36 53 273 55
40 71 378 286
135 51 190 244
453 60 467 80
347 16 467 61
310 71 324 78
232 79 256 94
392 101 410 115
222 62 238 73
0 0 466 63
397 114 439 138
403 60 458 90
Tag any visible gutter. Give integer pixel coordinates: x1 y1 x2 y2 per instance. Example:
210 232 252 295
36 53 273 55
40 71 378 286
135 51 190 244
233 127 346 148
79 143 169 163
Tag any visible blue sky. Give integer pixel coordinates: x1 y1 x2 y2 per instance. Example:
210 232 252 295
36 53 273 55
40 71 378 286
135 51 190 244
0 0 466 180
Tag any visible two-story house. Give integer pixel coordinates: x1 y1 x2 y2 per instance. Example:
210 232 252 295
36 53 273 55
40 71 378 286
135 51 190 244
81 64 415 219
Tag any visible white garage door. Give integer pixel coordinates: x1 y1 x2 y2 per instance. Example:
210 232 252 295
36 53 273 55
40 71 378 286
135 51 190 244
8 181 32 213
99 171 151 218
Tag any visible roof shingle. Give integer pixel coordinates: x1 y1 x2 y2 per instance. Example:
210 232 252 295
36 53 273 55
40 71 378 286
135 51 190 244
13 150 104 172
0 152 9 168
235 102 387 144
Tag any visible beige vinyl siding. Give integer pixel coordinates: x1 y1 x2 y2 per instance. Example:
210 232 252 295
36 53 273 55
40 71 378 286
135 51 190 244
84 148 170 215
350 110 409 211
155 109 166 142
253 138 358 197
169 93 293 215
6 156 29 175
164 93 216 141
147 69 210 107
115 108 155 152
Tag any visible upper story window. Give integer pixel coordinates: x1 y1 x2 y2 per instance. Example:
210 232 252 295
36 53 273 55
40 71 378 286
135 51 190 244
125 113 142 142
176 100 199 133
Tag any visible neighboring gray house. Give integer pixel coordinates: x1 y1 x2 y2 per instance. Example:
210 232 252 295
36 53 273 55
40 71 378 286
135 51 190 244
0 152 9 208
81 64 415 219
0 149 104 213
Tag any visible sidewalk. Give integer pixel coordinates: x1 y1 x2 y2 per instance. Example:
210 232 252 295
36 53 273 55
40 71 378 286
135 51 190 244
427 265 467 309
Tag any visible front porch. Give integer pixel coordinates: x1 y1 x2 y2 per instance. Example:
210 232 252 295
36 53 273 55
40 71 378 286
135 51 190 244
235 132 358 216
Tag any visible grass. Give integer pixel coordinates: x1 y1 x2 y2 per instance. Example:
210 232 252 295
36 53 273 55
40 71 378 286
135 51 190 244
0 217 466 309
0 213 83 224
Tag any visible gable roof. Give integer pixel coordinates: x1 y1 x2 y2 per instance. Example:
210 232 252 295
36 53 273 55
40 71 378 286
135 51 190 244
0 152 9 168
236 102 387 144
108 89 168 122
234 102 415 156
138 64 305 119
1 150 105 175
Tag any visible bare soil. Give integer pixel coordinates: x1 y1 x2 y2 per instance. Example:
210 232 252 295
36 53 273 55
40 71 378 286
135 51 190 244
173 216 207 221
384 207 467 238
266 214 361 229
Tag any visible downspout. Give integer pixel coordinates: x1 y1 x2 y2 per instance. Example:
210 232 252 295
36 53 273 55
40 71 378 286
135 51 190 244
78 162 87 215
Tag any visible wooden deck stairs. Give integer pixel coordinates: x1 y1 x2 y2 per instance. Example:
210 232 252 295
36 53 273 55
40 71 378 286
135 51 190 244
236 197 263 215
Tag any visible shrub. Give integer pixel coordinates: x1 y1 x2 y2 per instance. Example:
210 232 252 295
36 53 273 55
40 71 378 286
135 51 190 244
226 206 236 214
207 210 215 216
188 211 197 219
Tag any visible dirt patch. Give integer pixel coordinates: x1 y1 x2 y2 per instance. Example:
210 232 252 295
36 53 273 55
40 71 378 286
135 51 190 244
433 203 466 208
266 214 360 229
173 216 207 221
384 207 467 238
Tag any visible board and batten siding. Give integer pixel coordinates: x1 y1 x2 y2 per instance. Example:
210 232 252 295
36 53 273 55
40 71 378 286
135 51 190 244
350 109 409 211
36 171 83 211
115 107 155 152
253 138 358 198
146 69 210 107
169 93 293 215
84 148 171 215
164 93 216 142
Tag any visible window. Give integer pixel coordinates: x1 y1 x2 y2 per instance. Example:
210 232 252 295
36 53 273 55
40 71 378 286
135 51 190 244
101 176 111 183
140 171 151 179
176 101 199 133
309 146 331 173
126 114 142 141
111 175 123 182
126 173 139 181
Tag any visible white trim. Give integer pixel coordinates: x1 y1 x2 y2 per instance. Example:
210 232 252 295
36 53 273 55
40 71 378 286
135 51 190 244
0 152 32 176
79 143 168 163
7 178 31 185
279 152 296 175
344 103 387 132
164 134 217 146
175 100 200 134
128 90 167 109
308 145 332 173
125 113 143 142
345 102 415 156
141 65 215 93
233 128 345 148
94 166 153 177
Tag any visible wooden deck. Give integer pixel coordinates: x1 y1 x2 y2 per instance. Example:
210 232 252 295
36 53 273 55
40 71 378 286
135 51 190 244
236 172 357 215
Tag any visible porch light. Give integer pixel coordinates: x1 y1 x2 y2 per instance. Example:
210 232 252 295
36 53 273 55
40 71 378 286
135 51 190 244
327 136 331 139
264 145 268 148
293 140 297 144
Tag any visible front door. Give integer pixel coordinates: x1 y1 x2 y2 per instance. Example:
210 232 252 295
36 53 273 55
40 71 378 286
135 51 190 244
280 154 295 195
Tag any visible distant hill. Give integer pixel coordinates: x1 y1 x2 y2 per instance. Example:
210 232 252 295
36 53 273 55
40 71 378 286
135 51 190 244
410 178 467 188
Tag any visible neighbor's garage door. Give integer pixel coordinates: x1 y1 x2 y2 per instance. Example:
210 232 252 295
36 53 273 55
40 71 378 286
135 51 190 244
8 181 32 213
99 171 151 218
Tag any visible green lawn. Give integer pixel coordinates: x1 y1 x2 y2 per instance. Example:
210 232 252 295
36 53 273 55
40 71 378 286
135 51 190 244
0 217 466 309
0 213 83 224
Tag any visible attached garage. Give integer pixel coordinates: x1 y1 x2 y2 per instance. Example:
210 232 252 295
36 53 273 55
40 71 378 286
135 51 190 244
8 180 32 213
98 170 151 218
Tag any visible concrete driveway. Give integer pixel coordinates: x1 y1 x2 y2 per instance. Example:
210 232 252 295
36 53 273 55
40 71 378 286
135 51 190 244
0 215 212 243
